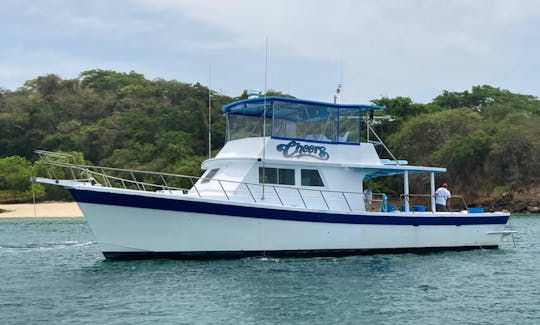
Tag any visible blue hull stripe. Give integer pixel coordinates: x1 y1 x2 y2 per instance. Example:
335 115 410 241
68 189 509 226
104 246 499 260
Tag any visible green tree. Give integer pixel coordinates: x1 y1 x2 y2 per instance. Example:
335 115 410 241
80 69 149 93
371 96 431 119
485 113 540 190
387 108 482 164
0 156 45 203
433 85 539 110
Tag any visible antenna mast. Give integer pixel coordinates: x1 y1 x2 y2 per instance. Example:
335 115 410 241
334 84 342 104
208 64 212 159
333 58 343 104
262 38 268 200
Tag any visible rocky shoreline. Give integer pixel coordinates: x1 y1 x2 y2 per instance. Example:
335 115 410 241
475 190 540 213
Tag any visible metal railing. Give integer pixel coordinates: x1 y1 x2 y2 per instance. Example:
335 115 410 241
399 193 468 212
35 150 375 212
36 150 460 214
36 150 195 193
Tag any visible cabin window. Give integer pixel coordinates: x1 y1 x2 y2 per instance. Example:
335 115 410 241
259 167 295 185
226 113 272 141
201 168 220 183
338 108 360 143
301 169 324 187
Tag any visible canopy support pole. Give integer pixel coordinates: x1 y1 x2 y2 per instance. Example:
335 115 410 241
430 172 436 213
404 171 410 212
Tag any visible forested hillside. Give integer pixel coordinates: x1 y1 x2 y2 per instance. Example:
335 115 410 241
0 70 231 202
1 70 539 211
371 88 540 211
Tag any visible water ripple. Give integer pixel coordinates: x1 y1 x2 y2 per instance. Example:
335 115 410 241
0 215 539 324
0 241 96 252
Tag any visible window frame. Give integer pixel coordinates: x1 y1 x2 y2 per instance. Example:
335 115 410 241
201 168 220 184
300 169 325 187
259 167 295 186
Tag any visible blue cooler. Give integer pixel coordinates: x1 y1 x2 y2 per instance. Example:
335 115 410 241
468 207 484 213
414 205 426 212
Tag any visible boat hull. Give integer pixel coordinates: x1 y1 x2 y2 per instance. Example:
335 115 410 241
103 246 499 260
69 187 510 260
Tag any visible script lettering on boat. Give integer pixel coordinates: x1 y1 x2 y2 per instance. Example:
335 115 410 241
276 140 329 160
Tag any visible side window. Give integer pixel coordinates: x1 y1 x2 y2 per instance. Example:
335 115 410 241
259 167 295 185
201 168 220 183
278 168 295 185
259 167 277 184
301 169 324 186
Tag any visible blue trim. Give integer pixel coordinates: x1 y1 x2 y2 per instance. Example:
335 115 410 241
365 166 447 179
271 136 361 146
69 189 509 226
103 246 499 260
222 96 385 114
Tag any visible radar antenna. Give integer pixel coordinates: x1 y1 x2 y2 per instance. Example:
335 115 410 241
333 58 344 104
333 83 342 104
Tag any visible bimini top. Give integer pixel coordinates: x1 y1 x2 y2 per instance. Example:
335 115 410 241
223 96 385 144
222 96 385 118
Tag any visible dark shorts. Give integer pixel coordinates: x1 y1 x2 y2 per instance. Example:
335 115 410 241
436 204 448 212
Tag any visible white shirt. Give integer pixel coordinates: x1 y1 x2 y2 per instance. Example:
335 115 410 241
435 187 451 205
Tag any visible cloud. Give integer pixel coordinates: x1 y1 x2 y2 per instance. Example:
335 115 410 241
129 0 540 101
1 0 539 102
136 0 540 59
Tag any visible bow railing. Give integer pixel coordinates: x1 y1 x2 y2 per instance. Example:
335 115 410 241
35 150 435 213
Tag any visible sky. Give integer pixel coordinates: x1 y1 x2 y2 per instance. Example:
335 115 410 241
1 0 539 104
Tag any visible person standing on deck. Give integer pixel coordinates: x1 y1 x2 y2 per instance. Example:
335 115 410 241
435 183 451 212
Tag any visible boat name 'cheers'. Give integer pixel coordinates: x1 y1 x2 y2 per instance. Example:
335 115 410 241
276 140 329 160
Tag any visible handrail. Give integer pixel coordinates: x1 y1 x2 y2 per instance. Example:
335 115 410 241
189 177 201 197
297 188 307 208
35 150 396 213
320 191 330 210
37 151 366 197
342 192 352 211
217 180 229 200
273 186 284 206
399 193 468 211
245 183 256 202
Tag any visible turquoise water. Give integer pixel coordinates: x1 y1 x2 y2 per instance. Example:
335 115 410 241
0 215 539 324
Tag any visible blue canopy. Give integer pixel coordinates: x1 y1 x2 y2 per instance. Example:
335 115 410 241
365 167 446 179
222 96 385 120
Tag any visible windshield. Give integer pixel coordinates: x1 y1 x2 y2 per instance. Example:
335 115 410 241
224 97 380 144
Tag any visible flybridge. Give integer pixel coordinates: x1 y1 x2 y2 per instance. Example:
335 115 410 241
222 96 385 115
222 96 385 144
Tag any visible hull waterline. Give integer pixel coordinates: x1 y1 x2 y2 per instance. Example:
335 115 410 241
72 188 509 260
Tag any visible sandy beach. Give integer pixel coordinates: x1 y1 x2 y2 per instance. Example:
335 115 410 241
0 202 83 218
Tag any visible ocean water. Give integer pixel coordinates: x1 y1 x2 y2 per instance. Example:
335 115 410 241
0 215 539 325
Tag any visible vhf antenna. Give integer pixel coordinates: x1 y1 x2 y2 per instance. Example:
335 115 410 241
261 38 268 200
333 58 343 104
334 83 342 104
208 63 212 159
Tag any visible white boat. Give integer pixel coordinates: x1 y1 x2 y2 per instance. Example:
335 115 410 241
35 96 513 260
